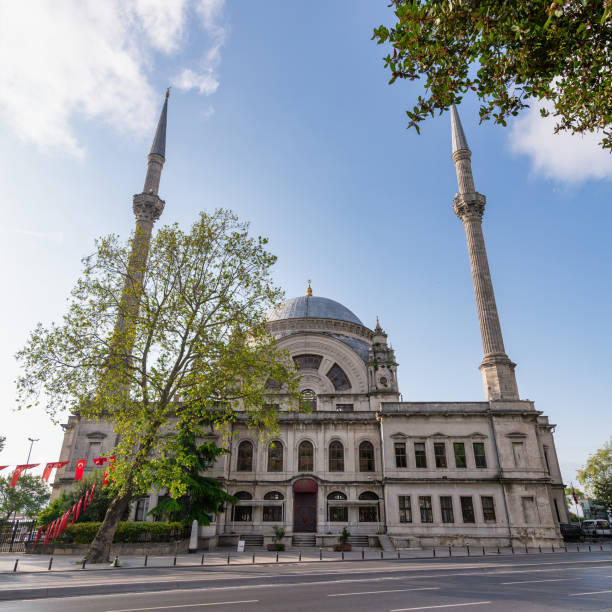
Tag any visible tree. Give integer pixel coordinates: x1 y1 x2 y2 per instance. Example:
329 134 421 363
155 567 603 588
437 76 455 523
37 472 121 525
577 439 612 513
16 209 300 562
0 474 50 522
373 1 612 149
0 436 5 453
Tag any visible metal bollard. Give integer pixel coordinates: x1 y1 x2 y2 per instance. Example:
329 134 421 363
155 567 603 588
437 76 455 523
276 552 279 563
81 558 86 570
449 546 451 557
252 553 255 564
577 544 579 552
12 559 18 572
525 546 528 554
173 556 177 566
48 557 53 571
497 546 500 555
511 546 514 554
467 546 470 557
589 545 591 552
552 545 554 553
144 554 148 567
299 550 302 562
538 546 541 553
341 551 344 561
564 546 567 552
319 548 322 561
362 548 365 560
482 547 485 556
397 550 400 560
380 550 383 559
201 553 205 565
433 548 436 557
227 554 230 565
601 545 604 552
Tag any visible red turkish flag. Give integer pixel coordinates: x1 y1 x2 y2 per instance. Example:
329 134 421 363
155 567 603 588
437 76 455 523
74 459 86 481
33 525 44 549
103 457 116 487
89 481 97 504
9 464 39 488
93 457 108 466
42 461 69 482
0 466 8 471
75 497 83 521
70 502 78 525
43 523 52 546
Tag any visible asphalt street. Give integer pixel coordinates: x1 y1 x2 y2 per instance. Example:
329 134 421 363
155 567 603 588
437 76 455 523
0 552 611 611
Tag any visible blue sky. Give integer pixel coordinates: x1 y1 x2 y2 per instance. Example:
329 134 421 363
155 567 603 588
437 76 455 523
0 0 610 486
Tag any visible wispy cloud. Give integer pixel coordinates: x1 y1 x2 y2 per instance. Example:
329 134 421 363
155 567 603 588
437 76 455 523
508 101 612 183
9 228 64 246
0 0 225 158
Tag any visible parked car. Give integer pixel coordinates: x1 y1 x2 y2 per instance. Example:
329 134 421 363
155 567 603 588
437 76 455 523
581 519 612 538
560 523 584 542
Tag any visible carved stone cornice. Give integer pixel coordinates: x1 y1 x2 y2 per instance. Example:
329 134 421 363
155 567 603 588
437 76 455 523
453 192 486 221
133 192 165 223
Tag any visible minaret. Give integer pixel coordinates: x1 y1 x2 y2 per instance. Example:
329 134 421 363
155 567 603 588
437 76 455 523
450 105 519 401
111 90 169 359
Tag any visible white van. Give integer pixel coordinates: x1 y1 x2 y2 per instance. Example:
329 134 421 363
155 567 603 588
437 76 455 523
581 519 611 538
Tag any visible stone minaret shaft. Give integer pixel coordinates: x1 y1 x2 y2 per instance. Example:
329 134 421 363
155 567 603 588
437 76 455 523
451 105 519 401
112 91 168 357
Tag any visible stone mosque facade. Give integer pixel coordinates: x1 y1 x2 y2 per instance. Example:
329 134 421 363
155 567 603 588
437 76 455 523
52 97 568 548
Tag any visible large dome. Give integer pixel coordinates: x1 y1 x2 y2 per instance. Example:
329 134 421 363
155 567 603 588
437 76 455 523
266 295 363 325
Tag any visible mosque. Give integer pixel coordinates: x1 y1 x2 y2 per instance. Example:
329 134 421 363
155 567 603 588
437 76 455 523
52 96 568 548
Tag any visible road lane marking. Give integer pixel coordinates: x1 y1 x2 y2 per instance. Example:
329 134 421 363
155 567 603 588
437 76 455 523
569 589 612 596
501 577 582 585
329 587 439 597
106 601 258 611
391 603 491 611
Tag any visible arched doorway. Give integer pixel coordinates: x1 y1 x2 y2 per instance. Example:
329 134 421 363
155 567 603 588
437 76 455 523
293 478 318 532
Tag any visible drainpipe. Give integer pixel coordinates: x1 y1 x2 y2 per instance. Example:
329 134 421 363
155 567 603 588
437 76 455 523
376 407 388 533
487 403 513 545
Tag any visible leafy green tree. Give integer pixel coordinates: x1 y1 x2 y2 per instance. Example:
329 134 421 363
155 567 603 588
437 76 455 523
578 439 612 513
148 430 236 524
373 1 612 149
37 473 121 525
16 209 300 562
0 474 50 521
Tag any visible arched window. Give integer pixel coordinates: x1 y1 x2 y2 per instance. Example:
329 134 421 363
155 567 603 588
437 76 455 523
301 389 317 411
263 491 284 522
237 441 253 472
326 363 351 391
359 441 375 472
358 491 379 522
267 440 283 472
329 441 344 472
232 491 253 522
298 441 314 472
327 491 348 522
293 354 323 370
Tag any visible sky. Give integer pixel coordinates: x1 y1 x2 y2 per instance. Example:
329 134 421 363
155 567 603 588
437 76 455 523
0 0 610 489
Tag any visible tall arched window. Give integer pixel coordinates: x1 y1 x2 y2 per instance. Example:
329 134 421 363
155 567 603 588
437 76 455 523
327 491 348 522
232 491 253 522
298 441 314 472
301 389 317 411
263 491 284 522
326 363 351 391
237 441 253 472
329 441 344 472
358 491 379 522
267 440 283 472
359 441 375 472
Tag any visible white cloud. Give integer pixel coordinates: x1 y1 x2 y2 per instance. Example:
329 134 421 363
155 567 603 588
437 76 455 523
8 228 64 246
0 0 223 157
172 0 226 95
509 101 612 183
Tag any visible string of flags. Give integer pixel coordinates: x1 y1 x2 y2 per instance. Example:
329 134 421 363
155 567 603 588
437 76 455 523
0 457 115 488
33 480 98 549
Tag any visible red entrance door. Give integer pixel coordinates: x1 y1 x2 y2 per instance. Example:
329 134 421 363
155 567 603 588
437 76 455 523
293 492 317 532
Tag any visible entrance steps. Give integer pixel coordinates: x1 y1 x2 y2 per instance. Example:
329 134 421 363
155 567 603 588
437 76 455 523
240 534 264 547
378 534 395 551
347 535 370 548
292 534 316 547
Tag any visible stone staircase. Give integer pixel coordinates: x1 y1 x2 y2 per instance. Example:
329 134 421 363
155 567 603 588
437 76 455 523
292 533 316 547
240 534 264 547
347 535 370 548
378 534 395 551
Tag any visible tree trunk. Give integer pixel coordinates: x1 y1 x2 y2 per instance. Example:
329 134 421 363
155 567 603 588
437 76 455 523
85 491 132 563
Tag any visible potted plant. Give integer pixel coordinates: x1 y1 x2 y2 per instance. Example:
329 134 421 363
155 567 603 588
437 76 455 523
333 527 352 552
267 526 286 551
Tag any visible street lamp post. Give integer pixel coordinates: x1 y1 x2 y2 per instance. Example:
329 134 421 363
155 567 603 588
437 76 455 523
26 437 39 464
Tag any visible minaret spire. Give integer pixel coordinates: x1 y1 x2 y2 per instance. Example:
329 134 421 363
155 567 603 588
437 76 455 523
450 105 519 401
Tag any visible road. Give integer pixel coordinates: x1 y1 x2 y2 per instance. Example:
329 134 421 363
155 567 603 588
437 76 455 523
0 552 611 611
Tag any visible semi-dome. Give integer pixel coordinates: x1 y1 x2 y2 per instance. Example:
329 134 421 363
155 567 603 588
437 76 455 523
266 295 363 326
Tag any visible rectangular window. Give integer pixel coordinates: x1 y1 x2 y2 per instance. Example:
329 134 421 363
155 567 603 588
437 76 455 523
419 496 433 523
481 496 496 522
440 496 454 523
263 506 282 522
434 443 447 468
460 496 475 523
336 404 354 412
399 496 412 523
394 443 407 468
135 498 149 521
454 442 467 468
512 442 525 467
415 443 427 468
473 442 487 468
329 506 348 522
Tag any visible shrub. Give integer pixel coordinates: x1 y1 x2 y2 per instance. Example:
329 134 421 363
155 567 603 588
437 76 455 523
56 521 186 545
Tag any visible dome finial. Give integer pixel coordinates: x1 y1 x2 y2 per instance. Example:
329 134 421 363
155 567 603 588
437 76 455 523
306 279 312 297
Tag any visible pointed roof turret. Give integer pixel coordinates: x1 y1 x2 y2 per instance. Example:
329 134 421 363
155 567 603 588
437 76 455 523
450 104 469 154
149 88 169 159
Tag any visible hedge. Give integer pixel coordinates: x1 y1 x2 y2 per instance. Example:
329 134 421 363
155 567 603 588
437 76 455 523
56 522 186 545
